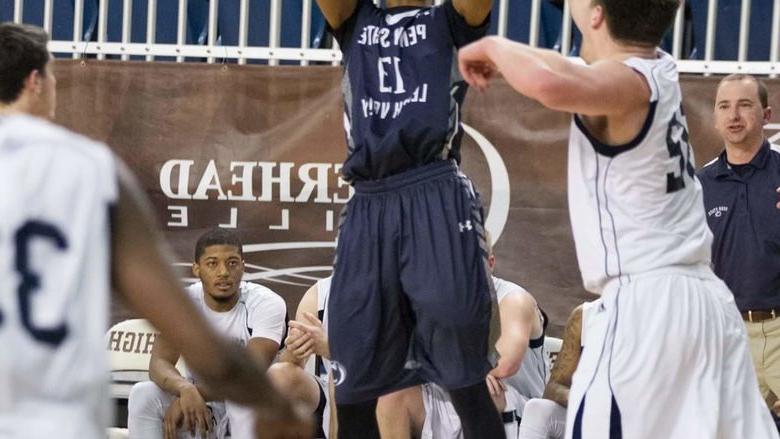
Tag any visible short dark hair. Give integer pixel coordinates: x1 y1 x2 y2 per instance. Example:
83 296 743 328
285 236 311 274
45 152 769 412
194 228 244 262
0 22 50 104
719 74 769 108
594 0 680 47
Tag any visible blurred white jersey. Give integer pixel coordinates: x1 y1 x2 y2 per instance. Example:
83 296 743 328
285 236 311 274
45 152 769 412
567 51 712 294
0 115 118 438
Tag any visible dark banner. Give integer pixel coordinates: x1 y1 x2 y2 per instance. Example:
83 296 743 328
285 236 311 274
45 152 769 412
53 60 780 336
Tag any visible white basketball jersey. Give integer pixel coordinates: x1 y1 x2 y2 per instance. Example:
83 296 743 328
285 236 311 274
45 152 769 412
0 115 117 438
492 277 548 401
567 51 712 294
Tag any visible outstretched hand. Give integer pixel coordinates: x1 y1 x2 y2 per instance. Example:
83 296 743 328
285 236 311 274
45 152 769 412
458 38 498 92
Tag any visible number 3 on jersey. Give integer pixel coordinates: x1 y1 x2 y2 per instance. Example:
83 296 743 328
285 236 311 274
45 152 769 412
0 220 69 346
666 104 696 193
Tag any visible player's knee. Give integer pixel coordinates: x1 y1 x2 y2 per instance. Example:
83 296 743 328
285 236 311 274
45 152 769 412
376 390 408 417
267 362 318 408
377 387 422 419
127 381 165 416
268 362 302 391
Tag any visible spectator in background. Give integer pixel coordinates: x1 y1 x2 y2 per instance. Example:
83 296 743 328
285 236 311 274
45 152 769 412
698 73 780 411
128 229 288 439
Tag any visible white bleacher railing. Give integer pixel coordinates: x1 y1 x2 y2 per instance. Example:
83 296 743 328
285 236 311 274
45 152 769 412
4 0 779 75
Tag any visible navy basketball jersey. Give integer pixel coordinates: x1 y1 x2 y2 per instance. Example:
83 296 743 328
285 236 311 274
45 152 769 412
332 0 488 181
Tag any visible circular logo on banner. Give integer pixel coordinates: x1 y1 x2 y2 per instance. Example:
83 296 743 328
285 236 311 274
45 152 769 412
462 123 511 246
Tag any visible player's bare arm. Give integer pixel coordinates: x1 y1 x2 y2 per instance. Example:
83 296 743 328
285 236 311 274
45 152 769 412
542 304 583 408
490 290 539 378
248 337 281 371
279 282 320 365
458 37 649 115
111 161 311 437
315 0 359 30
149 336 212 437
452 0 493 27
287 283 330 360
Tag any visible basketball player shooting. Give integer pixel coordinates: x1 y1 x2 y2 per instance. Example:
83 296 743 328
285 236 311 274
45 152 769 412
313 1 503 438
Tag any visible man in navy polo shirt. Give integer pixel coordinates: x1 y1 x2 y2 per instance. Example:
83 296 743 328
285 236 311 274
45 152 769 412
698 74 780 411
312 1 501 438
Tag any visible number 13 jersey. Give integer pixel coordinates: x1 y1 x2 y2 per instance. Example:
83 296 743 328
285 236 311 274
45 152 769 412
332 0 488 181
568 52 713 294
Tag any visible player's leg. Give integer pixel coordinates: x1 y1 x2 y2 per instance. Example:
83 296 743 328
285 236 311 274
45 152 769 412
449 382 505 439
571 273 778 439
400 166 503 439
500 387 528 439
377 386 425 438
267 362 329 438
267 362 322 412
569 276 705 438
328 188 421 439
127 381 176 438
518 398 566 439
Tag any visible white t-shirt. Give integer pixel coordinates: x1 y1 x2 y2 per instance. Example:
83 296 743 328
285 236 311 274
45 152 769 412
185 281 287 350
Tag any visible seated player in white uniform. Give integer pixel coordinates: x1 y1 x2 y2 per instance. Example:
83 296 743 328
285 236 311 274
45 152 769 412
267 276 335 439
518 300 605 439
128 229 287 439
0 22 308 439
376 235 549 439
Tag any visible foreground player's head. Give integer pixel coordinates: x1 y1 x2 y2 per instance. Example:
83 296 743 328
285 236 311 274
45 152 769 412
193 228 245 305
714 74 771 151
570 0 679 62
0 23 56 120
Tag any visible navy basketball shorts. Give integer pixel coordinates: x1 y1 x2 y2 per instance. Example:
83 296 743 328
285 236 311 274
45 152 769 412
328 160 497 404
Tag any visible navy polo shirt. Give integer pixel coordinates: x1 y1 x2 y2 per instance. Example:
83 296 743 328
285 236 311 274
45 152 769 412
697 140 780 311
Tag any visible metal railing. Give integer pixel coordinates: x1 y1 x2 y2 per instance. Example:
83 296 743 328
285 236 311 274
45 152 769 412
3 0 778 75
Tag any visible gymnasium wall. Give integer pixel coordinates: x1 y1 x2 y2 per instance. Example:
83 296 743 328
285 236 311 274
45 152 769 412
53 60 780 336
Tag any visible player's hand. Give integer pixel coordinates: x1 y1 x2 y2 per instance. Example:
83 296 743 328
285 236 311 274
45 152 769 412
254 401 314 438
178 383 211 437
163 398 185 439
485 374 507 413
285 326 315 361
458 37 498 92
289 312 330 359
